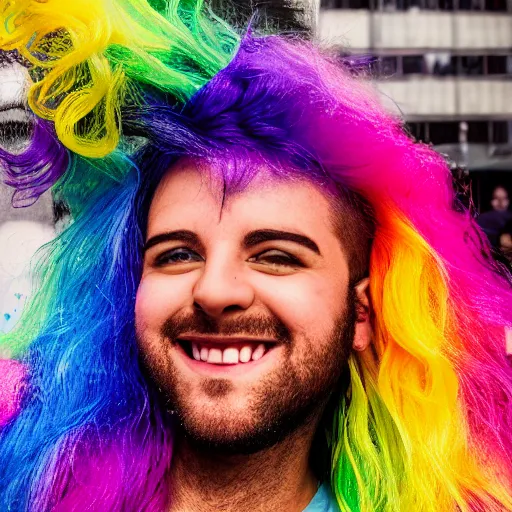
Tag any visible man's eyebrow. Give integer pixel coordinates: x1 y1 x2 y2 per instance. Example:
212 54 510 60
243 230 321 255
144 230 203 253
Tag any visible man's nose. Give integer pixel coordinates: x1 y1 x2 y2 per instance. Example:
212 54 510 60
192 259 255 318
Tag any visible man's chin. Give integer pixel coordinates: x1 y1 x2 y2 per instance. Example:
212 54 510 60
177 411 297 455
171 391 280 454
171 385 323 456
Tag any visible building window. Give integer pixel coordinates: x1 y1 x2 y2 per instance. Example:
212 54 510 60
467 122 490 143
407 122 428 141
429 54 455 76
321 0 509 11
406 121 510 146
379 56 399 76
484 0 507 10
492 122 509 144
373 53 512 78
458 0 485 9
428 122 460 145
457 56 484 75
403 55 424 74
487 56 508 75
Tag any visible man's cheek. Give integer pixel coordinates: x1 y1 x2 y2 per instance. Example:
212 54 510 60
135 277 179 329
263 277 338 326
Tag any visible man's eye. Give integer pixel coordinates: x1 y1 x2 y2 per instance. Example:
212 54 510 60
248 250 303 267
154 248 203 266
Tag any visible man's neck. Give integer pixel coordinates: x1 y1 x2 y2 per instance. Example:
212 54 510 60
168 426 319 512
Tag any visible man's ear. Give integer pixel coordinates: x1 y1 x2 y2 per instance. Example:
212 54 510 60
352 277 372 352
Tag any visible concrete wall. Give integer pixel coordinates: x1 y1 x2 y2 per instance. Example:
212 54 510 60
378 78 512 117
318 9 371 48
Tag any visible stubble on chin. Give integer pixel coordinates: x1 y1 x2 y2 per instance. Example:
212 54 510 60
200 378 233 398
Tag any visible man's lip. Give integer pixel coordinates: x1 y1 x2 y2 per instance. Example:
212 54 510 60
174 341 282 377
177 335 277 346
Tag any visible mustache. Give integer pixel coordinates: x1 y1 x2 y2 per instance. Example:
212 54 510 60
161 312 291 343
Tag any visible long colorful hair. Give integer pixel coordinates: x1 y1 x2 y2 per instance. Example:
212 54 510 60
1 4 512 511
0 0 238 205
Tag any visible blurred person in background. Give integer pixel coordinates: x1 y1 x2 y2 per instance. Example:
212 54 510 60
499 220 512 263
477 185 512 248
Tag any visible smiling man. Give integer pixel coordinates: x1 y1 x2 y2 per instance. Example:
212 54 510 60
138 164 367 412
1 2 512 511
135 163 371 510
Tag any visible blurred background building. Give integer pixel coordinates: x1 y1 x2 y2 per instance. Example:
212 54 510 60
317 0 512 212
1 1 510 255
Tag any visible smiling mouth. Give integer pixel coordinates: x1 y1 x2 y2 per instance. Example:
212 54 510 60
177 337 278 366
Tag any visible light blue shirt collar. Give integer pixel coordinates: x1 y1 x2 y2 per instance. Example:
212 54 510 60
302 483 340 512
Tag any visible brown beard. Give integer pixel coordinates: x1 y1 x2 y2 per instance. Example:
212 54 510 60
138 292 356 455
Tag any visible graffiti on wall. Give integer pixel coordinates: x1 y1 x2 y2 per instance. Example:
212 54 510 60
0 51 54 336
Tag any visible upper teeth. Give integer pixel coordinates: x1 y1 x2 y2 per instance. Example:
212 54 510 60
191 343 267 365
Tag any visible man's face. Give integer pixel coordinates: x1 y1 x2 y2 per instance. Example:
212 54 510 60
136 162 362 452
491 187 509 212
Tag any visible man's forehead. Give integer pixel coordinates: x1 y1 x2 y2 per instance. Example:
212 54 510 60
150 161 333 209
147 161 336 235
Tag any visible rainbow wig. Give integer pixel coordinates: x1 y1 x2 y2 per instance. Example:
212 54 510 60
0 0 238 205
1 2 512 511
